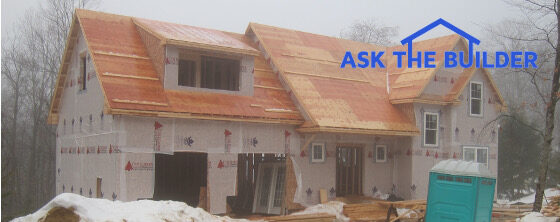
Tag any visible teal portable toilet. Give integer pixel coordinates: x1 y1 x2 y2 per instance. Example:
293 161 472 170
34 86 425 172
425 160 496 222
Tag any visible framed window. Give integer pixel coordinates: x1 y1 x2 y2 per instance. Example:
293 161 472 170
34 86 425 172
470 81 483 116
311 143 325 163
423 112 439 147
178 59 196 87
463 146 488 166
201 56 240 91
375 145 387 163
79 52 87 91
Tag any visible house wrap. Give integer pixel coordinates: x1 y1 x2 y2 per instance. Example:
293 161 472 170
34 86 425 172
48 9 505 215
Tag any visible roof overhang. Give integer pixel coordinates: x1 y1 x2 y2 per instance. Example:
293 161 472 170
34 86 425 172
296 126 419 136
109 108 304 125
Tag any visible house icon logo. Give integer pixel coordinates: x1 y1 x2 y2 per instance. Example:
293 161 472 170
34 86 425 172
340 18 538 69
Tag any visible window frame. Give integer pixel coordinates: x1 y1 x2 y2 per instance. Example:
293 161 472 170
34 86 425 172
311 143 326 163
423 112 439 147
79 52 87 91
462 146 489 166
176 52 241 92
178 59 197 87
375 145 387 163
469 81 484 117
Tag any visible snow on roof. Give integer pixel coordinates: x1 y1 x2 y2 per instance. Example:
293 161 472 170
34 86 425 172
430 159 495 178
13 193 251 222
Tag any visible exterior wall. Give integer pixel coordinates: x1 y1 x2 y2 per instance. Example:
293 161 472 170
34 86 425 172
118 116 299 214
294 133 412 205
163 45 254 96
410 69 500 199
56 29 122 201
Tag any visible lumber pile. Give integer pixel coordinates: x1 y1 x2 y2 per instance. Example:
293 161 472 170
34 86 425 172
541 194 560 217
343 200 426 221
265 213 336 222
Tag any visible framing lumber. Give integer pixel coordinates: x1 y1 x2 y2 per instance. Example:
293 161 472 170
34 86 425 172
111 99 169 107
103 72 159 81
300 134 316 152
93 50 150 60
254 85 285 91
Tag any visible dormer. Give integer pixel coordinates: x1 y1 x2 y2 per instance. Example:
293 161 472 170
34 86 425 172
133 17 260 96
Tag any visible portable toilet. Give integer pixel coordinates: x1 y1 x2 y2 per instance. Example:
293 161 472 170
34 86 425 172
425 160 496 222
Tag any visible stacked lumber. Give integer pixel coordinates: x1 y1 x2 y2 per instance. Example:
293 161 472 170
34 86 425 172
343 200 426 221
541 194 560 217
266 213 336 222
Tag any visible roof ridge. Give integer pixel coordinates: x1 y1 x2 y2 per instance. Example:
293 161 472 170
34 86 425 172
248 22 387 49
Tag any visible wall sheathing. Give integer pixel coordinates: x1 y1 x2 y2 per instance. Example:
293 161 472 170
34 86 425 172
410 68 500 199
294 133 412 205
119 116 299 213
56 30 123 201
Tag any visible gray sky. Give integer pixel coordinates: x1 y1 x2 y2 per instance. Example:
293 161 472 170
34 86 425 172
2 0 522 44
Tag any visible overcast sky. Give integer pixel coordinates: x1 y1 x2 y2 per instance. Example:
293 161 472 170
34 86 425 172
2 0 522 44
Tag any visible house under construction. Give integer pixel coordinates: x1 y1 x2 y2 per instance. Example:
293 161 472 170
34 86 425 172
48 9 505 215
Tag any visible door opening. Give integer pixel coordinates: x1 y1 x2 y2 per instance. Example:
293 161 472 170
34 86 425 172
336 146 363 196
153 152 207 207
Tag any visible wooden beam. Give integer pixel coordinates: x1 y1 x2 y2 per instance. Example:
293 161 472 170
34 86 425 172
111 99 168 106
103 72 159 81
264 108 299 114
94 50 150 60
254 84 285 91
300 134 316 152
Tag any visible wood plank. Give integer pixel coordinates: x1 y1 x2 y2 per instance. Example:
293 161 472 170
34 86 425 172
319 189 327 204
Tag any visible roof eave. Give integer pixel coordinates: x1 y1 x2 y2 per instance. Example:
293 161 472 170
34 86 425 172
296 126 420 136
109 108 304 125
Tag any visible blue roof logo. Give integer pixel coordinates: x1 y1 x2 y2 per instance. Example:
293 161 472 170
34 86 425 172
340 18 538 69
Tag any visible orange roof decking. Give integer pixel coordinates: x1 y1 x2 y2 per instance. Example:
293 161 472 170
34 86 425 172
48 9 504 135
133 17 259 56
48 9 302 124
248 23 419 135
387 35 461 102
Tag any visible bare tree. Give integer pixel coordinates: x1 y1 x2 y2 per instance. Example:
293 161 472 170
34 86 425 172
1 0 96 219
340 18 399 46
486 0 560 212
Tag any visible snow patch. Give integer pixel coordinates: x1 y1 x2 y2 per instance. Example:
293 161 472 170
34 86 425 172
13 193 251 222
509 188 560 205
517 212 559 222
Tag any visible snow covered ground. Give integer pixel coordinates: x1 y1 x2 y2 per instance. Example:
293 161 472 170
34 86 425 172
509 188 560 205
497 188 560 205
517 212 559 222
13 193 252 222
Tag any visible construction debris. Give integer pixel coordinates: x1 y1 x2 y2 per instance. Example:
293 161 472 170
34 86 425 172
342 200 426 221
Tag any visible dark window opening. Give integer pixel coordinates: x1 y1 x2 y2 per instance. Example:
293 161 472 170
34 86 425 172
80 54 87 91
201 56 240 91
178 59 196 87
